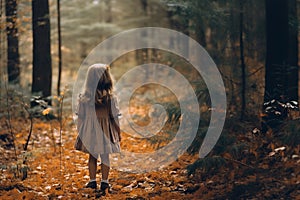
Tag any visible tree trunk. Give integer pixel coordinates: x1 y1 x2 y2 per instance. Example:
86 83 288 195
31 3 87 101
31 0 52 98
287 0 298 102
262 0 298 132
240 0 246 120
5 0 20 84
195 24 206 48
264 0 298 102
57 0 62 96
104 0 112 23
136 0 148 66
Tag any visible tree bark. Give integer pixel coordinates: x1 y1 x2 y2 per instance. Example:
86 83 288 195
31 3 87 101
6 0 20 84
31 0 52 98
264 0 298 102
240 0 246 120
57 0 62 96
287 0 298 102
104 0 112 23
262 0 298 132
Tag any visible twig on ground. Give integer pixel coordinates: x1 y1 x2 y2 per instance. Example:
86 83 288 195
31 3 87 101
224 157 254 169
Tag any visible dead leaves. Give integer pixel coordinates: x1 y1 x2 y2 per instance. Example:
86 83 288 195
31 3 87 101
0 114 300 199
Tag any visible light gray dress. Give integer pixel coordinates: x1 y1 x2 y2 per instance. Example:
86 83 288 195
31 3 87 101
74 95 121 157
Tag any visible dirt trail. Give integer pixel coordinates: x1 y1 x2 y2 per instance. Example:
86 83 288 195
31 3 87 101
0 117 299 199
0 118 201 200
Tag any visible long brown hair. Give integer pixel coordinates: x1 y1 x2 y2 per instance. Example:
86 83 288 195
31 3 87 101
95 66 113 106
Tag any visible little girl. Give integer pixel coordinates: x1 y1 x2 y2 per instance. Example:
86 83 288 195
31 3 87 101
74 64 121 194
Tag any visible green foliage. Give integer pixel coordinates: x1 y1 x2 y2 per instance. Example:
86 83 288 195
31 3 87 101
213 131 237 155
146 100 180 148
187 156 226 175
163 101 181 124
281 119 300 147
164 0 229 33
11 151 33 180
0 85 30 119
187 115 210 154
229 142 248 160
187 116 253 175
195 87 210 106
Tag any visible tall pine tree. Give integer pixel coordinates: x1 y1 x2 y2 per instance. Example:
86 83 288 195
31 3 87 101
6 0 20 84
264 0 298 102
262 0 298 132
31 0 52 98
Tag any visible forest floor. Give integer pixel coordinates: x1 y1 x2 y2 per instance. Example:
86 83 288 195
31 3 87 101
0 115 299 199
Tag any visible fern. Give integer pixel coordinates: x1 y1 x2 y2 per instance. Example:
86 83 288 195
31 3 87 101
229 143 248 160
163 102 181 124
187 156 226 175
187 128 240 174
212 131 236 155
281 120 300 147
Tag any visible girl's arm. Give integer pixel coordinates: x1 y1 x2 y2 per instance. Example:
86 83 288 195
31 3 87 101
110 96 121 141
77 101 84 129
110 96 120 118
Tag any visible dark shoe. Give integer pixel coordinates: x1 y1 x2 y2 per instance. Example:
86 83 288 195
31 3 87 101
85 181 97 189
100 182 110 195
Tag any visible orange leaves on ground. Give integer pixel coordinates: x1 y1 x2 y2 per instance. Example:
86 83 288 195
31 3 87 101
1 114 300 199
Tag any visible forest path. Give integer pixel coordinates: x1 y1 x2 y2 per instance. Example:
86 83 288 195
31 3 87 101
0 118 201 200
0 116 299 199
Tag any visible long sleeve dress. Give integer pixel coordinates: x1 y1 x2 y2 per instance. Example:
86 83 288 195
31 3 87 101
74 95 121 158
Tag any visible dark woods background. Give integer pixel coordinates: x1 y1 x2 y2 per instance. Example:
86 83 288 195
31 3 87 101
1 0 299 120
0 0 300 198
